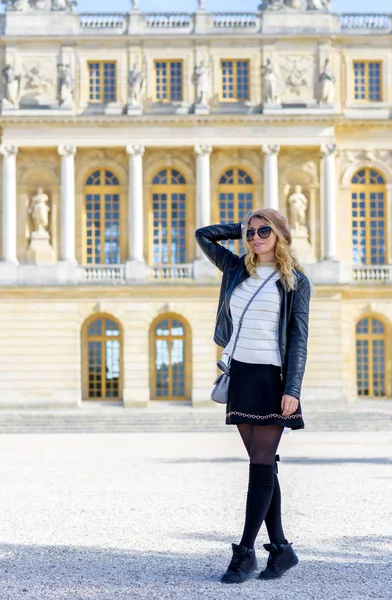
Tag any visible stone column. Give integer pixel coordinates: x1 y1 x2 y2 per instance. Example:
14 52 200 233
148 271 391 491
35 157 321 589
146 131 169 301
193 144 216 280
125 144 149 280
194 144 212 258
58 145 77 263
262 144 280 210
320 143 337 260
0 145 18 264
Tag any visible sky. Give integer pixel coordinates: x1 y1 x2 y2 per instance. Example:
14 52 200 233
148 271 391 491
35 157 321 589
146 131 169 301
0 0 391 13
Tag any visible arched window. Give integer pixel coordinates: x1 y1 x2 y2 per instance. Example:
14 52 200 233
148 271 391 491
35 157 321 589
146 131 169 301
351 168 386 265
84 169 121 265
218 168 254 255
151 168 187 265
83 316 122 400
356 317 387 397
151 315 189 400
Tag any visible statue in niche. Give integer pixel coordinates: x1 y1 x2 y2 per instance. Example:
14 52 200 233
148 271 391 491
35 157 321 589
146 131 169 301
58 63 75 107
261 58 281 105
2 65 21 108
288 185 308 233
128 63 145 107
192 59 210 106
29 187 51 236
317 59 335 104
52 0 76 10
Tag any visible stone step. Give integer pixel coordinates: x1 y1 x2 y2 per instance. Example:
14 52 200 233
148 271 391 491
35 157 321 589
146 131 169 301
0 408 391 433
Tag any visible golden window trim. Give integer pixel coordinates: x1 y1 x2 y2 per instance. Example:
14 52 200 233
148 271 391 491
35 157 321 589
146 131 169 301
219 59 251 103
350 167 387 266
218 166 254 255
149 167 189 265
81 313 124 402
87 60 117 104
153 59 184 103
352 60 383 104
149 313 191 401
355 315 390 399
83 167 122 265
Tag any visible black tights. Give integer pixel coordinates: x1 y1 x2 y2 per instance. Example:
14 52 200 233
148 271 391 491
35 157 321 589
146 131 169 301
237 424 286 548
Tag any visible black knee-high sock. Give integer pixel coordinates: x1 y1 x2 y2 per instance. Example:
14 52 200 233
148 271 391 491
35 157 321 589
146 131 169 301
265 460 287 546
239 463 275 550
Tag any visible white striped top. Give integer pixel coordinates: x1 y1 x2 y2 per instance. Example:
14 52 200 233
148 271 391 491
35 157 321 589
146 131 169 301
222 265 282 366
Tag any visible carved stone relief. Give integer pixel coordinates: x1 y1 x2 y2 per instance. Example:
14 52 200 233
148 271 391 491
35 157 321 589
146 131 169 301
20 59 57 105
340 150 392 179
279 55 315 103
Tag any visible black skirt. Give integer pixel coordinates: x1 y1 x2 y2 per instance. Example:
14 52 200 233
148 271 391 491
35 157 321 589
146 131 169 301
226 358 305 430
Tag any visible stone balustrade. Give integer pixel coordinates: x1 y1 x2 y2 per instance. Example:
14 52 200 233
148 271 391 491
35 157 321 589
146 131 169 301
212 13 259 29
352 265 392 283
79 265 126 283
74 12 392 35
79 13 126 31
150 264 194 281
145 13 192 29
340 14 392 30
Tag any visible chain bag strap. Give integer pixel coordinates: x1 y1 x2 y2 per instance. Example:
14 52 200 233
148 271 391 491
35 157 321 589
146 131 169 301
211 269 277 404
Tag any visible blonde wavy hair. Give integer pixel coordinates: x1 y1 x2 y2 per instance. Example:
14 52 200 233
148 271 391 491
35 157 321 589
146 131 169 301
242 209 305 291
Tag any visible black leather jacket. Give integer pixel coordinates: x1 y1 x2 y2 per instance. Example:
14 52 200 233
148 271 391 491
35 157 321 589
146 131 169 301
195 222 311 401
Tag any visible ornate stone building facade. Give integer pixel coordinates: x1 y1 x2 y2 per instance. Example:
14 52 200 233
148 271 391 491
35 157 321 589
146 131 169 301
0 0 391 407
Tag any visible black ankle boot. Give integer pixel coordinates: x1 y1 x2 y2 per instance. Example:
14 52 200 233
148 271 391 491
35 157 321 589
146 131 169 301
257 541 298 580
221 543 257 584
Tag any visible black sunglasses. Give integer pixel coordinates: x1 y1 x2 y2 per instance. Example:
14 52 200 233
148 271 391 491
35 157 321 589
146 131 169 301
246 226 272 242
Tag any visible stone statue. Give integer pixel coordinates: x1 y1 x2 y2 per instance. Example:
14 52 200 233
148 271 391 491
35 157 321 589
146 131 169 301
318 59 335 104
261 58 280 105
58 63 75 107
259 0 285 9
192 59 210 106
29 188 51 236
128 63 145 107
259 0 330 9
288 185 308 233
52 0 76 11
1 0 26 10
307 0 330 10
29 0 47 8
2 65 21 108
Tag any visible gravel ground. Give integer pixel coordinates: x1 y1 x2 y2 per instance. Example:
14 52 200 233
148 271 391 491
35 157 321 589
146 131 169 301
0 430 391 600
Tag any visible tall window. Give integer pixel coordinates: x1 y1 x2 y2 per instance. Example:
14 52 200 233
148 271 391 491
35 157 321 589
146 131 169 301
351 168 386 265
88 61 117 103
151 168 187 265
220 60 250 101
155 60 183 102
84 169 121 265
356 317 387 398
353 61 382 102
152 316 187 400
85 317 121 400
218 168 254 255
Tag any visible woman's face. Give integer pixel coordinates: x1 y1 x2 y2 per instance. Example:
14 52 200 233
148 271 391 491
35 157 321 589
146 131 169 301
246 217 278 261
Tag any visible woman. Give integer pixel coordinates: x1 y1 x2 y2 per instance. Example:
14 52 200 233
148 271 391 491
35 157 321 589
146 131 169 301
195 207 311 584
